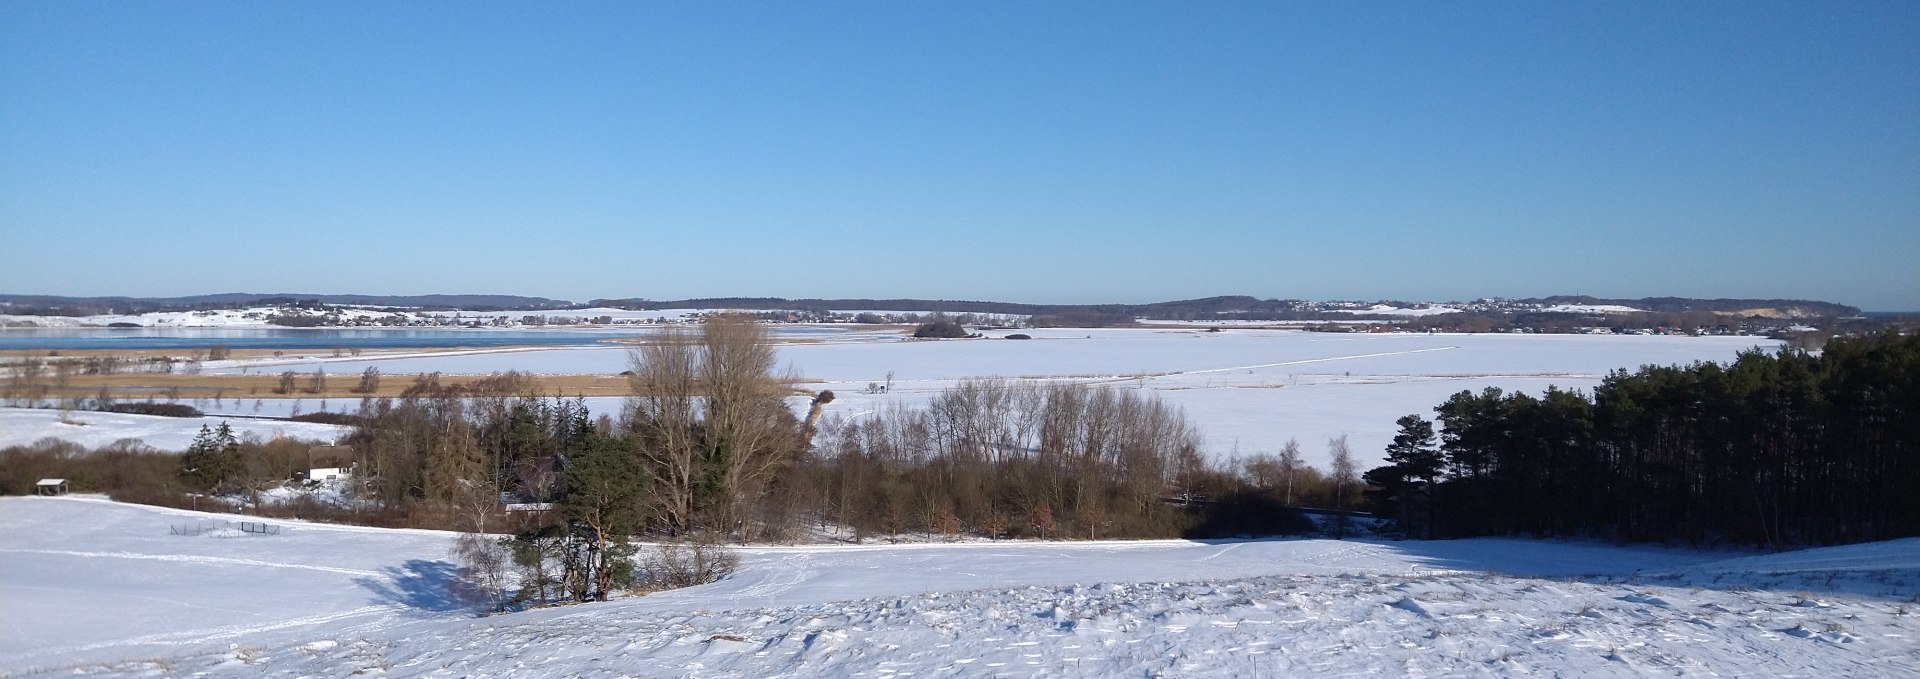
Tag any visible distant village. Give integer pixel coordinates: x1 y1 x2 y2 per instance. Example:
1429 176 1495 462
3 295 1899 345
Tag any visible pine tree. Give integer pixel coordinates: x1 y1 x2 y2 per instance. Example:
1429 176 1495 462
1382 414 1442 537
180 423 239 494
559 422 646 601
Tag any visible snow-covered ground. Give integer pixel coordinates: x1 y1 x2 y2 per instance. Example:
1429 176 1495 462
0 306 1004 329
200 330 1777 468
1324 304 1462 317
4 330 1778 465
0 307 393 328
2 497 1913 677
1540 304 1643 314
0 407 351 450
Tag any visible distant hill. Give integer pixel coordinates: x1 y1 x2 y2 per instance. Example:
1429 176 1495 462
1521 296 1859 318
583 294 1868 328
591 295 1311 318
1 292 1862 322
0 293 575 316
597 295 1860 320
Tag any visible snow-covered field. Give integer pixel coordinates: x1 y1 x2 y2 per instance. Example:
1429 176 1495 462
2 497 1913 677
1324 304 1461 317
197 329 1776 468
1 330 1777 465
0 307 396 328
0 407 351 451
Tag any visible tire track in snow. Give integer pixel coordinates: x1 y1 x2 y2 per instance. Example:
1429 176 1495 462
1171 346 1459 376
731 553 814 601
1072 346 1462 387
1198 543 1245 562
28 605 403 658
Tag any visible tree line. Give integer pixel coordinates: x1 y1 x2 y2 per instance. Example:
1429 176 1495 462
324 317 1355 546
11 317 1909 568
1363 332 1919 547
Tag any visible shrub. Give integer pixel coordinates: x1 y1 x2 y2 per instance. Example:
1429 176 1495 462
635 540 739 590
102 402 203 418
288 411 356 425
912 321 970 339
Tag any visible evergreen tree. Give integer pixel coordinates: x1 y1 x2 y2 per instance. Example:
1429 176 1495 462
179 423 240 493
1381 414 1442 537
558 419 646 601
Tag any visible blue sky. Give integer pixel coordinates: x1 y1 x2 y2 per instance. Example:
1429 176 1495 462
3 2 1915 310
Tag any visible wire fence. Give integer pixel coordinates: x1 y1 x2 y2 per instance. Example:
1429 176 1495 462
169 520 283 537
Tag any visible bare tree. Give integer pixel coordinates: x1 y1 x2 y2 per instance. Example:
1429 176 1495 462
5 356 47 406
352 367 382 394
53 360 76 417
1277 438 1303 506
1329 435 1358 538
698 314 802 541
627 327 703 536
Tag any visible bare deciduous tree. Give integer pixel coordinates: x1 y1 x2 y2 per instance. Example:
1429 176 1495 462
1329 435 1358 538
352 367 381 394
627 326 702 536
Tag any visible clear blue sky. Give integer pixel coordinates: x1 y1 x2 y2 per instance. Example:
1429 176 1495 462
3 2 1915 310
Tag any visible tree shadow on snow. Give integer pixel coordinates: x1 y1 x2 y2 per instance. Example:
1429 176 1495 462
1343 537 1920 601
356 559 469 613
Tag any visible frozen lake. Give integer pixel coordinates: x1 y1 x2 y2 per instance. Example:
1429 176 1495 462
184 329 1779 468
0 325 872 351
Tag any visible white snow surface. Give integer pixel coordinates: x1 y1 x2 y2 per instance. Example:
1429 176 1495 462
2 497 1914 677
1323 304 1463 317
1539 304 1644 314
0 407 350 451
4 331 1777 468
0 307 401 328
204 330 1778 469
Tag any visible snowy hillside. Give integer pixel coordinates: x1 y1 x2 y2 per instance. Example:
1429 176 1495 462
0 306 398 328
0 407 350 450
2 497 1913 677
1324 304 1462 317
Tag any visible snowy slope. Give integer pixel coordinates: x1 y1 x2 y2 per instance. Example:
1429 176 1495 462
0 497 461 673
2 497 1914 677
1324 304 1462 317
0 307 412 328
0 407 351 450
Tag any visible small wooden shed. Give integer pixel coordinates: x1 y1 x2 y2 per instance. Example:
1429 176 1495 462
35 478 70 496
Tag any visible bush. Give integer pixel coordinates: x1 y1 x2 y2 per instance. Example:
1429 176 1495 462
1004 333 1032 340
268 314 327 327
102 402 203 418
288 411 356 426
635 540 739 590
912 321 970 339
